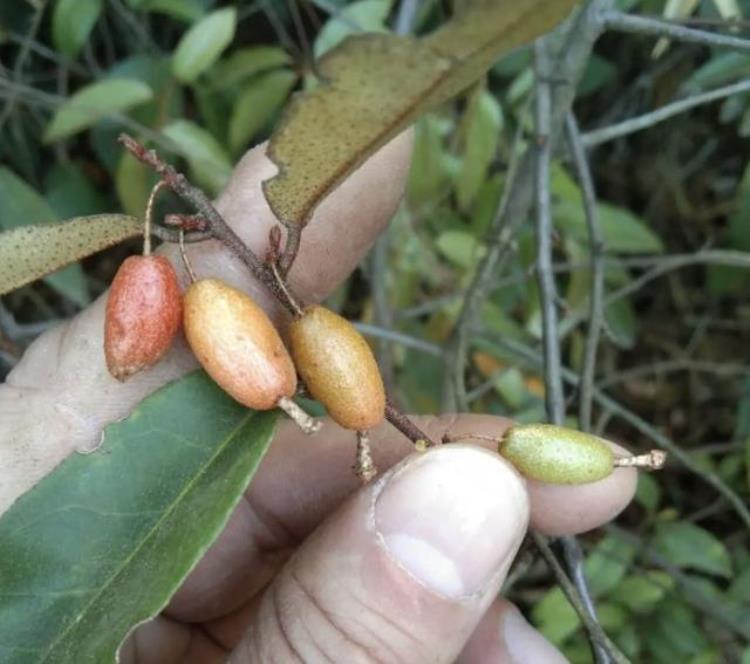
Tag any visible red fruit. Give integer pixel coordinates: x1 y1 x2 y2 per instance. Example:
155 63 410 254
104 255 182 381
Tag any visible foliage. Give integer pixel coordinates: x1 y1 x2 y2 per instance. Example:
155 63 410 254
1 0 750 661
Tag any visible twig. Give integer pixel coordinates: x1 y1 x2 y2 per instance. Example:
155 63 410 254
565 113 605 432
602 11 750 53
582 78 750 147
441 0 614 411
119 134 437 449
532 533 630 664
535 42 610 664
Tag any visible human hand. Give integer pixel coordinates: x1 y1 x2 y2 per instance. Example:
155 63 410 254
0 134 636 663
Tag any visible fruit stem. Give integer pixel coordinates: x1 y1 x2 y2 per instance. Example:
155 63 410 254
270 260 304 317
613 450 666 470
277 396 321 434
179 230 197 283
144 181 167 256
355 430 377 483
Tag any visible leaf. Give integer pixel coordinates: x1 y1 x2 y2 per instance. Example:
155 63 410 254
584 535 636 597
617 571 673 613
0 166 92 304
455 87 503 210
263 0 577 227
44 163 111 219
435 229 485 269
314 0 393 57
0 214 141 297
116 152 157 218
652 522 732 578
210 46 292 91
138 0 206 22
162 120 233 196
52 0 102 58
228 69 297 155
532 587 580 645
0 372 277 663
44 79 153 143
172 7 237 84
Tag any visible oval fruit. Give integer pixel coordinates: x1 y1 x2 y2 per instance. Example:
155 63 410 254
499 424 614 485
289 305 385 430
184 278 297 409
104 255 182 381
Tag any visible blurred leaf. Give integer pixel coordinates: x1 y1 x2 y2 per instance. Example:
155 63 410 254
635 472 661 513
172 7 237 83
493 367 526 409
0 167 92 304
686 52 750 91
712 0 742 20
407 115 452 206
138 0 206 21
116 152 157 218
211 46 291 91
617 571 673 613
584 535 636 597
605 297 638 349
0 214 141 297
314 0 393 57
596 602 629 633
44 79 153 143
436 229 485 269
456 87 502 210
532 587 581 644
578 54 616 97
229 69 297 155
44 163 110 219
264 0 577 227
0 372 277 663
52 0 102 58
653 522 732 578
162 120 232 195
645 598 710 659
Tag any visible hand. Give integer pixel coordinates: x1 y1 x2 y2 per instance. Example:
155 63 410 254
0 133 636 663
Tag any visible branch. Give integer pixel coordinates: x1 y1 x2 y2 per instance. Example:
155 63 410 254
118 133 438 448
582 78 750 147
603 10 750 53
565 113 605 432
532 533 630 664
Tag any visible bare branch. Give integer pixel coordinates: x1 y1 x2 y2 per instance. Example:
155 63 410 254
583 78 750 147
603 10 750 53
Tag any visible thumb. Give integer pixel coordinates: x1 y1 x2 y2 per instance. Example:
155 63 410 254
229 445 529 663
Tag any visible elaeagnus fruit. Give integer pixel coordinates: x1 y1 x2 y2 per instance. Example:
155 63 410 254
104 255 182 381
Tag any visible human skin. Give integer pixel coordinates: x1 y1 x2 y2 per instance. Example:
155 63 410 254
0 133 636 662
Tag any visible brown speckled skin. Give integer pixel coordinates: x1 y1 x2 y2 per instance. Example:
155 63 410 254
184 279 297 410
290 305 385 430
104 255 182 381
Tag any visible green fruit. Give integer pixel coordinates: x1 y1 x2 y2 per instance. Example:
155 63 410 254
499 424 615 485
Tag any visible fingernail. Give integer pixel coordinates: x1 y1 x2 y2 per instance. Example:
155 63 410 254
374 446 527 599
503 606 568 664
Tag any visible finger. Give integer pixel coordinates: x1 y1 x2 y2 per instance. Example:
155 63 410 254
228 445 529 664
167 414 636 622
457 598 567 663
0 132 413 515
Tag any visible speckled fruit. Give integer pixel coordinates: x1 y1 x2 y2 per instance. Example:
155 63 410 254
104 255 182 381
289 305 385 430
184 279 297 410
500 424 615 485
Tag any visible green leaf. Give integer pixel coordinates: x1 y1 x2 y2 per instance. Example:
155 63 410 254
435 229 485 269
635 472 661 513
162 119 232 195
653 522 732 578
596 203 664 253
44 163 110 219
0 166 91 304
210 46 292 91
455 87 503 210
229 69 297 155
532 587 581 645
0 372 277 663
172 7 237 83
407 115 452 206
0 214 141 297
264 0 577 227
584 535 636 597
116 152 157 218
44 79 153 143
617 571 673 613
52 0 102 58
314 0 393 57
138 0 206 21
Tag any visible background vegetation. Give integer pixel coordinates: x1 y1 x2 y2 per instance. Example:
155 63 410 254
1 0 749 661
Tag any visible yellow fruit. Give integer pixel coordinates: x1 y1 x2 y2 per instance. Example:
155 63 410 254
289 305 385 430
184 279 297 410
